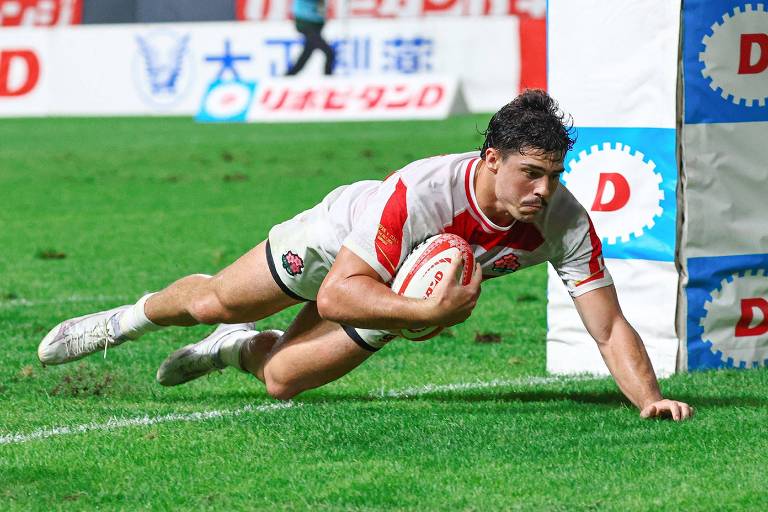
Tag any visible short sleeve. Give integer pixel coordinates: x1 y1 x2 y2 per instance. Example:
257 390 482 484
552 214 613 297
342 176 416 283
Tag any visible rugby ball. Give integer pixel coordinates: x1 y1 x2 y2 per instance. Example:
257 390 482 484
391 234 474 341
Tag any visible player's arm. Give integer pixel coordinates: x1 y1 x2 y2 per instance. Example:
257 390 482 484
572 285 694 421
317 246 482 330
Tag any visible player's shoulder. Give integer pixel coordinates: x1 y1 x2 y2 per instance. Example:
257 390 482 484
393 151 479 186
399 151 479 174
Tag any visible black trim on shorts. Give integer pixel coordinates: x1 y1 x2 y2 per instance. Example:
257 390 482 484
265 239 309 302
342 324 380 352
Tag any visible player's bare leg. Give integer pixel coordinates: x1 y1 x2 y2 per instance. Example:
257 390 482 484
38 241 300 365
243 302 374 399
145 241 298 327
158 301 374 397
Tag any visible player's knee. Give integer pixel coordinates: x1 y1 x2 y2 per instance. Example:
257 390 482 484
265 377 301 401
264 369 304 401
187 296 221 324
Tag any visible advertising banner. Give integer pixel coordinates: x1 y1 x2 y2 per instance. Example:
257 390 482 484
235 0 546 92
0 0 80 26
0 28 50 116
198 75 460 122
680 0 768 370
0 17 518 117
235 0 546 20
546 0 681 376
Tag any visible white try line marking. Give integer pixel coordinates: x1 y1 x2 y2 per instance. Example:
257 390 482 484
0 375 603 446
0 403 295 446
0 295 133 309
369 374 599 399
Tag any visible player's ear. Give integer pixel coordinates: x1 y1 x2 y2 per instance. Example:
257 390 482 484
485 148 501 174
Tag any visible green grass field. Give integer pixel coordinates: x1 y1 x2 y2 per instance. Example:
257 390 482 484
1 116 767 511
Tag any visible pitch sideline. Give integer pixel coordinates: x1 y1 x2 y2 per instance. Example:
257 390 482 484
0 375 601 446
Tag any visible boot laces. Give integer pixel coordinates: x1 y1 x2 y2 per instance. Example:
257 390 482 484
66 318 116 359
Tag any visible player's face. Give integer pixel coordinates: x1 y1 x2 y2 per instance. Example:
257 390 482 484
490 148 565 223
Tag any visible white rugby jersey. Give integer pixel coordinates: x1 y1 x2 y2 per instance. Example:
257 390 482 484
316 151 612 297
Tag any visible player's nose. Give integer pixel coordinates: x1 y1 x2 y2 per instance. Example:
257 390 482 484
534 176 553 200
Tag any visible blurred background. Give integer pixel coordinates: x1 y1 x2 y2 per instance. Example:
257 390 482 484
0 0 546 119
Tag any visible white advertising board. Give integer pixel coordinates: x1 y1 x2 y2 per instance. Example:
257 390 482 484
0 28 50 116
548 0 680 129
0 18 520 117
546 259 679 377
546 0 681 376
681 122 768 259
239 76 461 122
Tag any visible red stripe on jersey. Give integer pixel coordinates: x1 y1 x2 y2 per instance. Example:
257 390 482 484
445 210 544 252
375 178 408 276
505 221 545 252
575 217 606 288
576 270 606 287
586 217 603 275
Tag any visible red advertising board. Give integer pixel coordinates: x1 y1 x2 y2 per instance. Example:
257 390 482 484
236 0 547 92
236 0 546 21
0 0 81 26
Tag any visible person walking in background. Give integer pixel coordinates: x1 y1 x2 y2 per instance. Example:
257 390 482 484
286 0 335 76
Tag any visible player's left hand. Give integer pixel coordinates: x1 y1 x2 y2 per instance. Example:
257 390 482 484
640 399 694 421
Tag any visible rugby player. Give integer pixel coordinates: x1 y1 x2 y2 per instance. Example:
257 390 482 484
38 90 694 421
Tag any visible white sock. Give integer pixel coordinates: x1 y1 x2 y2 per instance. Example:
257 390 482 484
218 330 257 370
117 293 163 340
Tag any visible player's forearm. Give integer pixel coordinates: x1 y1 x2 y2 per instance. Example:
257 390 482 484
317 275 433 329
597 319 663 409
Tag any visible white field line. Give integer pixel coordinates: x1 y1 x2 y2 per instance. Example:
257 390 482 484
0 403 294 446
0 295 133 309
0 375 602 447
369 374 600 399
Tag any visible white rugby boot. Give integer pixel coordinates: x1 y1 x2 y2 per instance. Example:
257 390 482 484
156 323 274 387
38 306 132 365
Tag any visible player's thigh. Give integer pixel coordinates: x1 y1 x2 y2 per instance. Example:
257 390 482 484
264 302 375 398
210 240 301 320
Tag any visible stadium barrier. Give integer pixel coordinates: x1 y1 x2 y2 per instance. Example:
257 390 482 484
546 0 768 376
0 17 521 117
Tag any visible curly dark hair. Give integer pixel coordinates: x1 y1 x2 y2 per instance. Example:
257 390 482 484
480 89 575 160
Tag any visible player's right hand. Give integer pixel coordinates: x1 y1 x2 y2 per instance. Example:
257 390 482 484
428 258 482 327
640 399 695 421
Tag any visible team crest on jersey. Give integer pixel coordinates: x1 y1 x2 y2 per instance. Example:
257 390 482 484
492 253 520 273
282 251 304 276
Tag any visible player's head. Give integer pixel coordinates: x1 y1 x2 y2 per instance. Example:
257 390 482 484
480 89 574 162
479 90 574 223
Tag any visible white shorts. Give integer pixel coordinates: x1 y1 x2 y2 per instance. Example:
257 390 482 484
266 205 397 351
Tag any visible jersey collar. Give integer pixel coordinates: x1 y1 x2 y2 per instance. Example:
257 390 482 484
464 157 513 233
